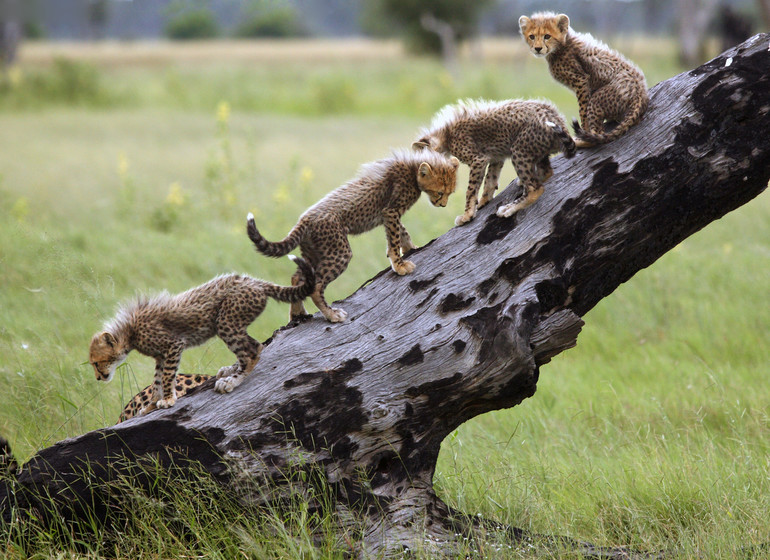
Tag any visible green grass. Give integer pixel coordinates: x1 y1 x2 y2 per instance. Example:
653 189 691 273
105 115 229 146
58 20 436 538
0 39 768 558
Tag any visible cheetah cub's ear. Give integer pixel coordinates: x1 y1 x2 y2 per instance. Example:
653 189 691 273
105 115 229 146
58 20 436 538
449 155 460 168
556 13 570 33
418 162 433 178
518 15 530 33
101 332 117 347
412 137 431 151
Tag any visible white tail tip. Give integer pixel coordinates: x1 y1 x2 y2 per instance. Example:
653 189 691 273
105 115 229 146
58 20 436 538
288 255 298 262
247 212 254 221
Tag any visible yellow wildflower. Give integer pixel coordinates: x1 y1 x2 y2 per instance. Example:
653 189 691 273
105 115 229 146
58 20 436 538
300 166 314 185
117 152 129 179
166 182 185 206
216 101 231 125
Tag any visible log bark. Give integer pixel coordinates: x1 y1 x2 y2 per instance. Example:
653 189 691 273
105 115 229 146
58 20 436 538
2 35 770 558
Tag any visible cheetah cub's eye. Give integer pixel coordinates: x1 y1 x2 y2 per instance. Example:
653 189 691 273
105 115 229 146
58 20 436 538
544 34 551 40
529 34 535 40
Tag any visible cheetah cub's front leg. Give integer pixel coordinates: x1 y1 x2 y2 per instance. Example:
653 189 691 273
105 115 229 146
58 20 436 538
384 209 416 275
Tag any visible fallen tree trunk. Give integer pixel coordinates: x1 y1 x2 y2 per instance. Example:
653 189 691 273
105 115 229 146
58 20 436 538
2 34 769 558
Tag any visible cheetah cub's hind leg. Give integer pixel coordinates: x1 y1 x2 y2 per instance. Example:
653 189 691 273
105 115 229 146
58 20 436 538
477 159 505 209
214 293 267 394
496 151 544 218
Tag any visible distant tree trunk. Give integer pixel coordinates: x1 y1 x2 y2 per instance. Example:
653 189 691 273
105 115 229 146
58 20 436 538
758 0 770 28
0 0 21 71
678 0 719 66
2 34 770 559
420 12 459 79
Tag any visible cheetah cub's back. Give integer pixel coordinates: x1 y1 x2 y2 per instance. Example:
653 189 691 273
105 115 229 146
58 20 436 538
414 98 576 222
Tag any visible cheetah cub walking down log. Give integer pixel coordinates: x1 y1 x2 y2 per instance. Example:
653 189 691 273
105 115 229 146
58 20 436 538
89 256 315 411
413 98 576 223
519 12 648 147
246 149 460 323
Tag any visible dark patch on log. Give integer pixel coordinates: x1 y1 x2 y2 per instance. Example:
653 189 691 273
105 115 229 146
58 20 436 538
439 293 476 314
268 376 368 462
397 344 424 367
535 279 570 314
283 358 363 389
405 372 463 399
416 287 439 308
451 340 466 353
476 211 517 245
477 277 496 296
408 272 443 292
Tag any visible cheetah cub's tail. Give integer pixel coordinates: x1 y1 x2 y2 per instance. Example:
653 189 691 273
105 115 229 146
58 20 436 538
246 212 304 258
268 255 317 304
545 120 577 158
571 93 648 147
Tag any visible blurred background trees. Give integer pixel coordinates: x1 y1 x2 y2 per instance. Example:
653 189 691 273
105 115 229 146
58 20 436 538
1 0 767 67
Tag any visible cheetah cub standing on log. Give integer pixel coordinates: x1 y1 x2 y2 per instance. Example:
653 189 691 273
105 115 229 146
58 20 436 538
519 12 648 147
89 255 315 411
413 98 576 222
246 149 460 323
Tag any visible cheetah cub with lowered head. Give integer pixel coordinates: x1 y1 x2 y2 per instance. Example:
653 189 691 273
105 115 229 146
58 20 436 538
413 98 576 222
520 12 648 147
90 255 315 410
247 149 460 323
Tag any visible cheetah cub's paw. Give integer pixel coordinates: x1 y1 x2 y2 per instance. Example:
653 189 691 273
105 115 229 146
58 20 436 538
326 308 348 323
392 260 416 276
496 203 519 219
455 211 475 226
156 396 177 409
215 374 242 394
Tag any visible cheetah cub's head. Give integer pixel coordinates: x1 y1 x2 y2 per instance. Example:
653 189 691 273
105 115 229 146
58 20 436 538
89 332 128 382
416 153 460 208
519 12 570 57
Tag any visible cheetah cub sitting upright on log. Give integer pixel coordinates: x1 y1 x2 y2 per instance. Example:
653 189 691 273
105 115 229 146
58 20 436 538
413 98 576 222
89 255 315 411
519 12 648 147
247 149 460 323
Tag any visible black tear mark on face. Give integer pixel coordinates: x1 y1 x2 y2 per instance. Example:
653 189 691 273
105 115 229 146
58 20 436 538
397 344 424 367
439 293 476 314
408 272 443 292
284 358 363 389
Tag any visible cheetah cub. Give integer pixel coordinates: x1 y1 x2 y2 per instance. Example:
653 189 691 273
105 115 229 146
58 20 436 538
413 98 576 222
247 149 460 323
89 255 315 410
520 12 648 147
118 374 211 422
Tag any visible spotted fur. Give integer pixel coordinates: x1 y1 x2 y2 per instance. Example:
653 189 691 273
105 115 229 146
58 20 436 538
413 98 576 222
520 12 648 147
118 373 211 422
90 256 315 408
246 149 460 322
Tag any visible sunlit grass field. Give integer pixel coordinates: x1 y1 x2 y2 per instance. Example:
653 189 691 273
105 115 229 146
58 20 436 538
0 38 768 558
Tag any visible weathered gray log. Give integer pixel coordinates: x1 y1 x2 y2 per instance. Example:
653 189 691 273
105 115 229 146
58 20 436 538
2 34 769 558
